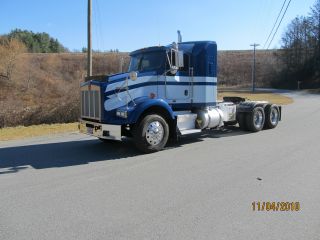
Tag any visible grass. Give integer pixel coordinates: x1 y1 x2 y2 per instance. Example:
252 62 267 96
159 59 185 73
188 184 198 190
218 91 293 105
0 91 293 141
0 123 78 141
304 89 320 94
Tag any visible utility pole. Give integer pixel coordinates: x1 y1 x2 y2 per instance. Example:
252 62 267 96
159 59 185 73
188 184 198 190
119 56 124 73
87 0 92 77
250 43 259 92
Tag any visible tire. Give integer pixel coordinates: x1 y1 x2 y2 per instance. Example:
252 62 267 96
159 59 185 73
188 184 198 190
133 114 169 153
237 112 248 130
246 106 265 132
264 104 280 129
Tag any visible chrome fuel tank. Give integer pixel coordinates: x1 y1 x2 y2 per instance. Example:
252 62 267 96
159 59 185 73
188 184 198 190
195 108 224 129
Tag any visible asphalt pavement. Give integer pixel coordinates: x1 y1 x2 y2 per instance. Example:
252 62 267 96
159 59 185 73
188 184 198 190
1 91 320 240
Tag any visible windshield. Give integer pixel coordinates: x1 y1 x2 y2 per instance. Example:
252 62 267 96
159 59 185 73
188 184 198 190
128 51 165 72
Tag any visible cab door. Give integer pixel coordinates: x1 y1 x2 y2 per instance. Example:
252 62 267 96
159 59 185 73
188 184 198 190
165 53 191 101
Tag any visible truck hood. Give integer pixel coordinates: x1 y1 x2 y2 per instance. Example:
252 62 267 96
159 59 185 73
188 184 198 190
108 72 129 83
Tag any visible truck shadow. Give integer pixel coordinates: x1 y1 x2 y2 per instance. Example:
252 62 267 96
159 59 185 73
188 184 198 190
0 126 248 174
170 126 250 147
0 139 139 174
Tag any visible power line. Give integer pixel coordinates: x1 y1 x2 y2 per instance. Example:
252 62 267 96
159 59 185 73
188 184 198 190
263 0 287 49
266 0 292 50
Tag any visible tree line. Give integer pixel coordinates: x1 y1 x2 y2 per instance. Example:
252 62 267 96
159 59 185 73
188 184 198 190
274 0 320 89
0 29 68 81
3 29 68 53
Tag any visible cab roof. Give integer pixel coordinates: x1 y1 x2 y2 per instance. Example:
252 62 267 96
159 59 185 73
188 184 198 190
129 41 217 56
130 46 167 56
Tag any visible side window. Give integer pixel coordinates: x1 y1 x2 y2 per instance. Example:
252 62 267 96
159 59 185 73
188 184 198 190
128 54 141 72
140 59 150 71
170 51 176 67
180 54 190 72
139 52 165 72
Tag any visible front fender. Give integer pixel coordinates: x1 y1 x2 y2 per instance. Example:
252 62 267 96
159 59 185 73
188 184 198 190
126 97 175 124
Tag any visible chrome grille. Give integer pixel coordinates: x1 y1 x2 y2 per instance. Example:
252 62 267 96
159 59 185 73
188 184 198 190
81 86 101 120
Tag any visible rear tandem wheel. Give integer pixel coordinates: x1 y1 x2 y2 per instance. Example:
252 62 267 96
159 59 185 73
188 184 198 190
264 104 280 129
237 106 266 132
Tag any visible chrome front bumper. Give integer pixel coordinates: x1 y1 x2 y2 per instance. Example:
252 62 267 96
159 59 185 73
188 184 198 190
79 119 122 140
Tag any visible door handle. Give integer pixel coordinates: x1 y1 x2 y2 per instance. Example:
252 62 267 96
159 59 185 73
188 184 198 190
184 90 188 96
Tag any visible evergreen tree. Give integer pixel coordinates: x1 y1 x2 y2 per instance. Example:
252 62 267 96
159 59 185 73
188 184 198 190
5 29 68 53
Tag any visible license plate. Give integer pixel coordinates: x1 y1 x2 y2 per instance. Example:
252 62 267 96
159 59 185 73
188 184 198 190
87 127 94 135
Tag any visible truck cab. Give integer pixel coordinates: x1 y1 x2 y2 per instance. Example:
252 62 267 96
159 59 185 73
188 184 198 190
79 41 281 153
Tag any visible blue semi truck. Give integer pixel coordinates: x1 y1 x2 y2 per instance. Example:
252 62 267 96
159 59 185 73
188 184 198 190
79 41 281 153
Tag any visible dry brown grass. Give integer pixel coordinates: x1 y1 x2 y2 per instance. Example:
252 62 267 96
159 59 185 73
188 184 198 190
0 123 78 141
218 50 281 88
0 53 130 128
0 51 284 128
304 89 320 94
218 91 293 105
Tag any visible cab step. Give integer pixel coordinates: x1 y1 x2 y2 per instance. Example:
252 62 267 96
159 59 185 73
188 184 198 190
179 129 202 135
176 112 201 135
176 112 197 130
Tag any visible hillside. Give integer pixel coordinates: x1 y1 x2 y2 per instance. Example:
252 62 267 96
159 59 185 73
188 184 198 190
218 50 280 88
0 50 280 128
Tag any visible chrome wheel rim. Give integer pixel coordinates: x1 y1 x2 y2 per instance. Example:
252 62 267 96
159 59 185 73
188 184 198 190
146 121 164 146
270 108 278 125
254 110 263 128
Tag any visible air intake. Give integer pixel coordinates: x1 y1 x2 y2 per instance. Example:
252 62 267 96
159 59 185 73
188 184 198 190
81 85 101 120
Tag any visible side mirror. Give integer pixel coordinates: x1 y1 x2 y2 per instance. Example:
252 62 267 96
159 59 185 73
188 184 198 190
176 50 184 68
167 49 184 75
129 71 137 81
170 66 179 75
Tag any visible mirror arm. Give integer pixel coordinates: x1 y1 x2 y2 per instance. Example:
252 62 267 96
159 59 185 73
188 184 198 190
166 52 172 68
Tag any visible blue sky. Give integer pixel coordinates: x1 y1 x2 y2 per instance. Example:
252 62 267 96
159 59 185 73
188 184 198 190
1 0 316 52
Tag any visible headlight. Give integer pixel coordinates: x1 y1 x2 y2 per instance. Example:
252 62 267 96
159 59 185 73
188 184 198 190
116 110 128 118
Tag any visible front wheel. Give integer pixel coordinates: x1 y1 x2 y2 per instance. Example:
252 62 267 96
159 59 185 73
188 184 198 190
133 114 169 153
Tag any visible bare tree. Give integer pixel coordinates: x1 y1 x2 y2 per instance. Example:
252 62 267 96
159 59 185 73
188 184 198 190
310 0 320 76
0 37 26 81
275 0 320 89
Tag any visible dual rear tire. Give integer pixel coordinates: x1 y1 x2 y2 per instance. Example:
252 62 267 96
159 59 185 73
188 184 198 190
238 105 279 132
264 104 280 129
